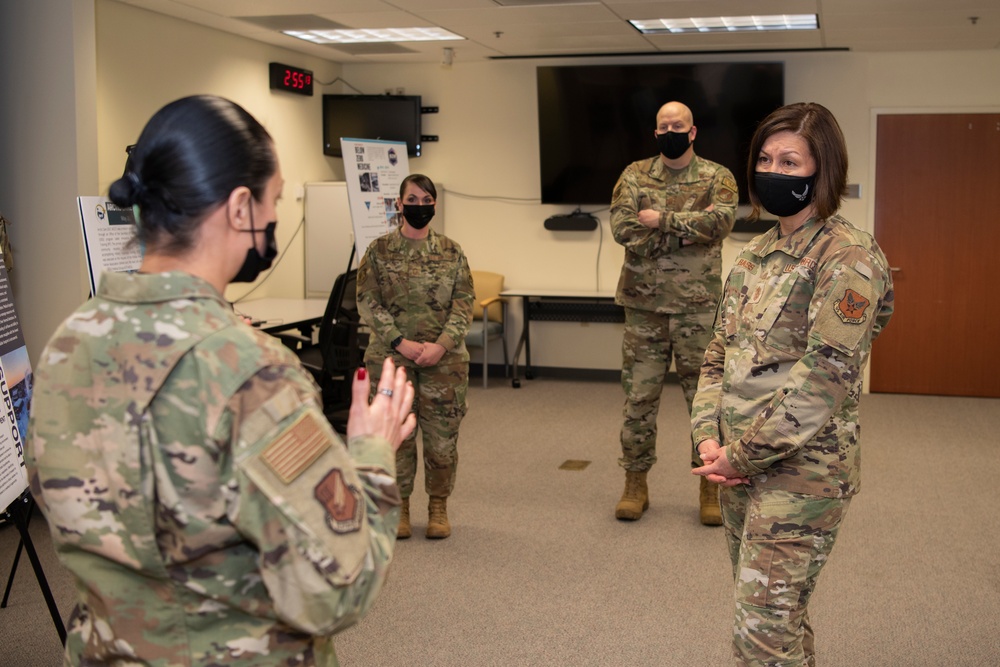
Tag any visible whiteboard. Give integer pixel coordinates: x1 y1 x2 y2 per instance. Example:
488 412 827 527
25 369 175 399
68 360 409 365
303 180 445 299
304 182 354 298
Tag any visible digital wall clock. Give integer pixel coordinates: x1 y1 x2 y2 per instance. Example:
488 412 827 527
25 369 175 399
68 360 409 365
269 62 313 96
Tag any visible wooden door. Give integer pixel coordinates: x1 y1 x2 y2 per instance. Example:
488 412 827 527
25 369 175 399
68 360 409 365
871 114 1000 397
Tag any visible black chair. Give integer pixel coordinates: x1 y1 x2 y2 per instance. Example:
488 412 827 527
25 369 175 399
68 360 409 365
281 270 365 434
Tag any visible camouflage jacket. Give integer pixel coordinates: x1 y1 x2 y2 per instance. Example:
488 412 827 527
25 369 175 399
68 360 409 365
691 216 894 498
610 154 737 313
26 271 400 667
357 228 474 367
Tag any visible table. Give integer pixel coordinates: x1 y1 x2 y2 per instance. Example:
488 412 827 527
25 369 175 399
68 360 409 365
500 289 624 387
234 297 327 336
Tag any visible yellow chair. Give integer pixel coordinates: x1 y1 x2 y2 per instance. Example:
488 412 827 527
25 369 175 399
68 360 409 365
465 270 509 388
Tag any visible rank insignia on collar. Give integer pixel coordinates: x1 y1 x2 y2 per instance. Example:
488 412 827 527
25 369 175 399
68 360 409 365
835 288 870 324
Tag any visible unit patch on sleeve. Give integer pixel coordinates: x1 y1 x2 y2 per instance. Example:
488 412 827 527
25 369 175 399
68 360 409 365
835 288 870 324
314 469 363 534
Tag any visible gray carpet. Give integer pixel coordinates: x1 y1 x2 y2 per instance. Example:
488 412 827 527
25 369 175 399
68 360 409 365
2 379 999 666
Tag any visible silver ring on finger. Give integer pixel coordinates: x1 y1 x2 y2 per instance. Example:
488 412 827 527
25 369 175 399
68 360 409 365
378 388 394 397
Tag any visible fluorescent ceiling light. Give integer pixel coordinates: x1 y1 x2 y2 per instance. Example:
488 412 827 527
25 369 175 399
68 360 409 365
630 14 818 34
285 27 465 44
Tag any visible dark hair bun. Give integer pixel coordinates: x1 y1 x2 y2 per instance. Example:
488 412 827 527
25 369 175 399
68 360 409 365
109 171 144 208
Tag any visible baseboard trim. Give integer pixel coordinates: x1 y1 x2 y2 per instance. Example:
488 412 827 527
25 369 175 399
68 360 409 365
469 364 681 384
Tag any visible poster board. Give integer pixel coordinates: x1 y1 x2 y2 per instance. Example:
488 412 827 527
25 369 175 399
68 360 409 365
0 258 31 512
340 138 411 260
78 197 143 295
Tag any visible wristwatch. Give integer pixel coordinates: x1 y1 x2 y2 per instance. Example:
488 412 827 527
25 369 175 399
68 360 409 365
390 335 403 350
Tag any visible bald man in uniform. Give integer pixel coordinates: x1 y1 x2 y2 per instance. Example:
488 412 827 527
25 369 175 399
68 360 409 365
610 101 737 524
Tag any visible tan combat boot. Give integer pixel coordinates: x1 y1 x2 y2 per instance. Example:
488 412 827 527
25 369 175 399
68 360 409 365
615 470 649 520
426 496 451 539
699 477 722 526
397 497 412 539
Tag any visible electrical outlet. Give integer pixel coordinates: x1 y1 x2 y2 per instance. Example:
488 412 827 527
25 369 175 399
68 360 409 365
395 87 405 95
384 88 393 95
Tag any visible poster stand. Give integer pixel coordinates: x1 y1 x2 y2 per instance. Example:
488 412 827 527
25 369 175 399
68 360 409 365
1 491 66 644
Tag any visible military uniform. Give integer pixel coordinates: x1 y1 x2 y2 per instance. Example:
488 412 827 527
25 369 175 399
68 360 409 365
690 215 894 666
26 271 400 667
357 228 474 499
611 154 737 471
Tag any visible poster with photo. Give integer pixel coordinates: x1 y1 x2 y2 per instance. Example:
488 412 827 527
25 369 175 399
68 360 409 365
0 257 31 512
78 196 143 295
340 138 411 260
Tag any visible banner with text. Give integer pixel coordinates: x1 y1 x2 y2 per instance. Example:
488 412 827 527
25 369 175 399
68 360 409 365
0 257 31 512
78 197 143 295
340 138 410 260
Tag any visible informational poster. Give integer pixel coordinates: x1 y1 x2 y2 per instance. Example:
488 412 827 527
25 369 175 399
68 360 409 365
339 138 411 260
0 257 31 513
78 196 143 295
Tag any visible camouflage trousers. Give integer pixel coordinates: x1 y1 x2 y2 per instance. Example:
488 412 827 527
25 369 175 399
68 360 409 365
721 484 851 667
368 360 468 499
619 308 714 471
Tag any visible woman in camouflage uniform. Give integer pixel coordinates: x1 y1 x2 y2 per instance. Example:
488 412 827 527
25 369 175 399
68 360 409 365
27 95 415 667
691 103 894 666
357 174 475 540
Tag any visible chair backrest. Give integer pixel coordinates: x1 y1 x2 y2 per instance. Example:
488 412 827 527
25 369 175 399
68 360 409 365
318 269 361 377
471 270 504 323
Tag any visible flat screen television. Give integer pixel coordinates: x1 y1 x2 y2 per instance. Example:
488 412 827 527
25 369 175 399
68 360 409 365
322 94 422 157
537 63 784 205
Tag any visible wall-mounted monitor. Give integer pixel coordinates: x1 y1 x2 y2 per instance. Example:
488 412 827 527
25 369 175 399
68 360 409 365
537 63 784 205
322 94 422 158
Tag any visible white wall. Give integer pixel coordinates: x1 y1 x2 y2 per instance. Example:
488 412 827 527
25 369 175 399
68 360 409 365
340 49 1000 371
6 1 1000 370
95 0 346 305
0 0 98 365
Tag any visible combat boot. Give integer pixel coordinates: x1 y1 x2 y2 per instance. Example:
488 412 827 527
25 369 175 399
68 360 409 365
615 470 649 521
397 497 411 539
426 496 451 539
699 477 722 526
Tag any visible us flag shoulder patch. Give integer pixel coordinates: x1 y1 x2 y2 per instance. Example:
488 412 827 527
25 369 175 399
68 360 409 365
261 412 332 484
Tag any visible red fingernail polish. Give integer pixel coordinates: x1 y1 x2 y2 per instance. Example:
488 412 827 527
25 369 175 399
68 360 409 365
357 368 366 380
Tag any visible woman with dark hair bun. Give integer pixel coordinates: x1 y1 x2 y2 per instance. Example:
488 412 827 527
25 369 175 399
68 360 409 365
690 102 894 665
356 173 474 540
27 95 415 666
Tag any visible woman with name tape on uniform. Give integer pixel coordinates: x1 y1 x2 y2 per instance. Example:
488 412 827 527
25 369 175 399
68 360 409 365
690 102 894 666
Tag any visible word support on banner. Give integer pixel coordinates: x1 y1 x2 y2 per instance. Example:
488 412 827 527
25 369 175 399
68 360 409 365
0 258 30 513
340 138 411 260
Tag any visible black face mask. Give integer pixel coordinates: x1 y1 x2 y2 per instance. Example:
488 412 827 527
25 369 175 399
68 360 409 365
656 131 691 160
754 172 817 218
402 204 435 230
232 209 277 283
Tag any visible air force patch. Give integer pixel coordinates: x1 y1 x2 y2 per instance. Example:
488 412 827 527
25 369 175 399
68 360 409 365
315 469 363 534
835 288 870 324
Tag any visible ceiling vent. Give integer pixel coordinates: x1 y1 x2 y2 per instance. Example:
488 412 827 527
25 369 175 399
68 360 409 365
236 14 344 32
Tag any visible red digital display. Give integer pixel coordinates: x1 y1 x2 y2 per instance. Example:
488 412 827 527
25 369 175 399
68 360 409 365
269 62 314 96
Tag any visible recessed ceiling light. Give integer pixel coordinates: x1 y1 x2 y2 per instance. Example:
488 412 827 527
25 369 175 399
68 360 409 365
630 14 818 34
284 27 465 44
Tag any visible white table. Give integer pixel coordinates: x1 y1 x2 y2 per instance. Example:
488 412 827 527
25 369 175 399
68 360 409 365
500 289 623 387
233 297 327 336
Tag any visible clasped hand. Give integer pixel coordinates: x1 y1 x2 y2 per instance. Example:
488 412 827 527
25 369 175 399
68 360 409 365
691 439 750 487
396 338 446 367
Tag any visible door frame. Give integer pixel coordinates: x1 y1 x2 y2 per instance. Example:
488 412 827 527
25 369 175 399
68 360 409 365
864 105 1000 392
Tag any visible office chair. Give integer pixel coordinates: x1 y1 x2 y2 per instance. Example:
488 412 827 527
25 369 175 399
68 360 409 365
280 269 364 433
465 270 509 388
